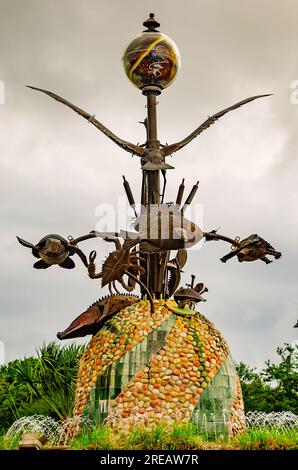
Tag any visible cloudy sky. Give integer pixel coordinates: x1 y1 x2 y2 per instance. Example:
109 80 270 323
0 0 297 367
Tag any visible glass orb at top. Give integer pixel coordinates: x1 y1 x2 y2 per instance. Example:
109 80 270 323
122 31 181 91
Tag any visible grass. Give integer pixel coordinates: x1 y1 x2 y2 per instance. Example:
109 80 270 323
70 423 219 450
70 423 298 450
235 427 298 450
0 435 20 450
0 424 297 450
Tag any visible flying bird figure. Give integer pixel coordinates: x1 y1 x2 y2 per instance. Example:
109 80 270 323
26 85 272 170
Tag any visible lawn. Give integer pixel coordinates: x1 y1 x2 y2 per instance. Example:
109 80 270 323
0 423 297 450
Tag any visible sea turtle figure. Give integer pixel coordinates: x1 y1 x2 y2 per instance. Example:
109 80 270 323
16 234 87 269
220 234 282 264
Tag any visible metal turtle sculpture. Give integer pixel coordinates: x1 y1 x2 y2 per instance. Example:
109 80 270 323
17 234 87 269
220 234 281 264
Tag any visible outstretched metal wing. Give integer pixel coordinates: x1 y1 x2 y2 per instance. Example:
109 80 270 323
162 94 272 157
27 86 145 157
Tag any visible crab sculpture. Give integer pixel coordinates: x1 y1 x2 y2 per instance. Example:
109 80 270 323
87 247 154 313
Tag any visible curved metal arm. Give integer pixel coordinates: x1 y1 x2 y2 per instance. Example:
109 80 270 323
162 94 272 157
203 231 240 246
27 86 145 157
70 245 88 267
124 269 154 313
73 233 98 244
73 231 122 244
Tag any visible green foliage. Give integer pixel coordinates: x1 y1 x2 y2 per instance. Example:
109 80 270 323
234 428 298 450
0 342 86 433
0 434 19 450
71 425 114 450
69 423 297 450
1 422 296 450
71 423 212 450
236 343 298 414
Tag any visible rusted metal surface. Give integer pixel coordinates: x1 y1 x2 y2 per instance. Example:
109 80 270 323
87 248 154 313
26 88 272 168
174 280 208 309
17 234 87 269
57 294 139 339
220 234 282 264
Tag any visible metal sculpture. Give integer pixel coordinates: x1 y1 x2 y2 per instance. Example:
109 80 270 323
17 13 281 338
174 283 208 308
87 249 153 309
57 294 139 340
203 231 281 264
17 234 87 269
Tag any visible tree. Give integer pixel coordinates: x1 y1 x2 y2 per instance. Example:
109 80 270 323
262 343 298 413
0 342 86 433
236 343 298 413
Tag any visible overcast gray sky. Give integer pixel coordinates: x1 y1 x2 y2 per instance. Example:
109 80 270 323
0 0 297 367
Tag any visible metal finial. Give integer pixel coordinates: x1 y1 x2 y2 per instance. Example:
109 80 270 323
143 13 160 32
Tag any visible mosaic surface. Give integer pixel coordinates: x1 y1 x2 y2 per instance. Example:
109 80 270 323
73 299 246 437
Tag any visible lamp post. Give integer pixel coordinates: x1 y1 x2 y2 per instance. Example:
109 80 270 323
122 13 181 295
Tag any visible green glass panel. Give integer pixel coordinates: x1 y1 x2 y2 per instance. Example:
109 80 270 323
84 314 176 424
191 354 237 439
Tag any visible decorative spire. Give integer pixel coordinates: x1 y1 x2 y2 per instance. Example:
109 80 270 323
143 13 160 32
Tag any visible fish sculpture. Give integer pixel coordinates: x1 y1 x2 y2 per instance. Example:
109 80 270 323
127 204 203 252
